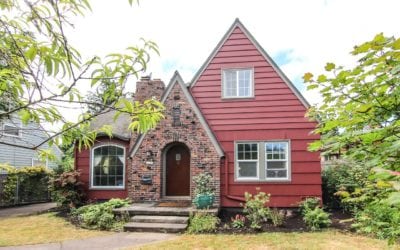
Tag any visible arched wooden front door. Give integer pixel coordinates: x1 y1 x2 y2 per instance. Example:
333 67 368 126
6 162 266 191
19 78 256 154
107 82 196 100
165 144 190 196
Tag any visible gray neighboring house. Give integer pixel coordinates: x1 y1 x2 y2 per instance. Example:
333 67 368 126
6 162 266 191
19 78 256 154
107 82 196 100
0 116 62 169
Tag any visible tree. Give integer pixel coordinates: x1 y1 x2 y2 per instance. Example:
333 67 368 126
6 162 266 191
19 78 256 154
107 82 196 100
304 33 400 171
0 0 164 156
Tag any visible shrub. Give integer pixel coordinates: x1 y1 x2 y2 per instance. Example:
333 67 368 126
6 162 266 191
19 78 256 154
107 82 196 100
322 161 370 209
49 170 85 209
230 214 245 229
299 197 331 231
298 197 320 215
242 190 271 230
71 198 130 231
187 213 220 233
193 173 214 196
270 209 285 227
0 165 50 205
338 168 400 244
303 207 331 231
352 203 400 244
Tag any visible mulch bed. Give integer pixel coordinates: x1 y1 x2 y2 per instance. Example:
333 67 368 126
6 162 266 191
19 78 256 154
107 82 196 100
216 209 353 233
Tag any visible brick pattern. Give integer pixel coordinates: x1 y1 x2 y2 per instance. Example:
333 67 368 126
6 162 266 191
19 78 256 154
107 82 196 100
128 80 221 206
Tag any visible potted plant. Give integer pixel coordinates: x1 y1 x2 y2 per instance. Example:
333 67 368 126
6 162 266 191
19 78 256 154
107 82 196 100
193 172 215 209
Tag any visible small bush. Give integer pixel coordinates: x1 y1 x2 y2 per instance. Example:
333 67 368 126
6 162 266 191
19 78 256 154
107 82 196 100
49 170 85 209
187 213 220 233
71 198 130 231
193 173 215 196
230 214 245 229
352 202 400 244
242 190 271 230
303 207 331 231
0 165 50 205
270 209 285 227
299 197 320 215
322 161 370 209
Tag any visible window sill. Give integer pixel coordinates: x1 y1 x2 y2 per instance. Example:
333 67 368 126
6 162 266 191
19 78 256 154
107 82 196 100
234 179 291 183
89 187 126 191
221 96 255 101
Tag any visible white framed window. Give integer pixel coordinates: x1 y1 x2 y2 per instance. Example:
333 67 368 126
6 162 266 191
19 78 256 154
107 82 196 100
91 144 125 189
2 123 21 137
236 143 259 179
266 142 289 180
235 141 291 181
32 158 48 168
222 68 253 98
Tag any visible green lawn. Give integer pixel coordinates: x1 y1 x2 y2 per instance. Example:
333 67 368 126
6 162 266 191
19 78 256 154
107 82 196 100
0 213 109 246
133 231 399 250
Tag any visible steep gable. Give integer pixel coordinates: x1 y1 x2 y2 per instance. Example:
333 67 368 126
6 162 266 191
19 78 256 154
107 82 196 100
190 18 309 108
129 71 224 157
190 19 321 207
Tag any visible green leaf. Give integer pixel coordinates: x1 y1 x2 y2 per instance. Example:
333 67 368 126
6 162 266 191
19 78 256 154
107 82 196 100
384 192 400 207
25 46 37 61
303 72 314 83
317 74 327 82
324 63 335 71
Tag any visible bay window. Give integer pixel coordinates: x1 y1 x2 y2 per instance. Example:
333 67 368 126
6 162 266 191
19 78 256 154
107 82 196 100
91 144 125 188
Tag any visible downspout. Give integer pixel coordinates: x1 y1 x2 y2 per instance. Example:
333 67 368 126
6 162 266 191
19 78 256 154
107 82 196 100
223 154 246 202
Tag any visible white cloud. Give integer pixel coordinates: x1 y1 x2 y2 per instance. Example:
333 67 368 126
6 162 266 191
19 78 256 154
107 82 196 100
66 0 400 106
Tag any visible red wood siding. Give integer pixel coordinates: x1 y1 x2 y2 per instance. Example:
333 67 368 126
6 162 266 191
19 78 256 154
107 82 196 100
74 137 129 201
191 26 321 207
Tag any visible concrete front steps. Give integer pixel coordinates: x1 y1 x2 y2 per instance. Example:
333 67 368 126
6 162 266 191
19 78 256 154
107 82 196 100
113 202 219 233
124 215 189 233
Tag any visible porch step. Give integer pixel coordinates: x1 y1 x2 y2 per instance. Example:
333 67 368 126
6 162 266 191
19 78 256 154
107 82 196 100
124 221 188 233
114 203 219 217
131 215 189 224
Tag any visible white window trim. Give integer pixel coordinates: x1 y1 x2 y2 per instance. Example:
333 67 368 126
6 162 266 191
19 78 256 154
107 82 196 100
31 158 48 168
234 140 291 182
2 122 21 138
265 141 290 181
90 144 125 190
236 142 259 180
222 68 254 99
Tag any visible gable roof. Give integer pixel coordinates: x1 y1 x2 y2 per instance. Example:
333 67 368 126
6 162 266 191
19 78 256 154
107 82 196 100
189 18 310 109
129 71 224 158
89 100 132 141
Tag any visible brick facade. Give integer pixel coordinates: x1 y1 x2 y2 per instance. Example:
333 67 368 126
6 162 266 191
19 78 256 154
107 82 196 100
128 79 221 206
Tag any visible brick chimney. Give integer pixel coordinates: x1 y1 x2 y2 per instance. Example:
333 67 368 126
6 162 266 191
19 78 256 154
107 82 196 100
134 75 165 102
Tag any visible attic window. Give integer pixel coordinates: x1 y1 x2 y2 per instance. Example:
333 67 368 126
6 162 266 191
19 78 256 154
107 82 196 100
222 68 253 98
172 106 181 127
2 123 21 137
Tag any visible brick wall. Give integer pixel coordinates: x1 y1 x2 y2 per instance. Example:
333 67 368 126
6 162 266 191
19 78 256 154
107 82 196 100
128 80 221 206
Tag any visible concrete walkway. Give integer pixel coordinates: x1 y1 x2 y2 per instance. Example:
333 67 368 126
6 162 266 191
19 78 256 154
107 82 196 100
0 202 57 217
0 232 177 250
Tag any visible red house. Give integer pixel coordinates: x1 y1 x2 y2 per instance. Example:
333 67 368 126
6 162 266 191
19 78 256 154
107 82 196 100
75 19 321 208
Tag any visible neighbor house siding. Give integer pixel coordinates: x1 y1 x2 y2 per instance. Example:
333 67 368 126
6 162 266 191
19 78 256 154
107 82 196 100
74 136 129 200
191 26 321 207
0 117 62 168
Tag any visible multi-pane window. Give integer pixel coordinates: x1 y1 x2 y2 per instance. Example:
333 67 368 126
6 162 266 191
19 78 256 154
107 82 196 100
3 123 20 137
235 141 290 181
266 142 288 179
91 145 125 188
223 69 253 98
237 143 258 179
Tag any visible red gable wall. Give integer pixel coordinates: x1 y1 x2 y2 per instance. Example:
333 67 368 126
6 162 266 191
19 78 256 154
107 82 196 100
191 26 321 207
75 137 129 201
